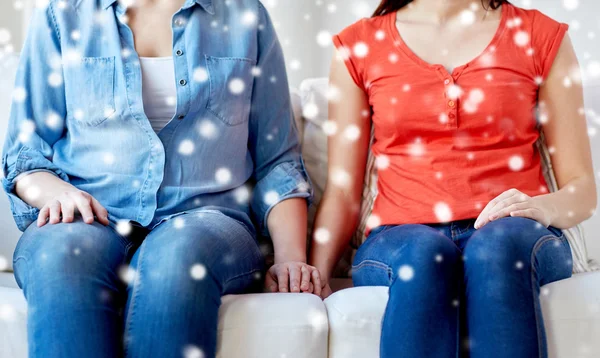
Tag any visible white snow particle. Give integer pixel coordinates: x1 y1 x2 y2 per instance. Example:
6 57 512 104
215 168 232 184
353 42 369 58
375 155 390 170
190 264 207 280
375 30 386 41
193 67 209 83
264 191 280 205
314 227 331 244
178 139 195 155
515 261 524 270
173 217 185 229
563 0 579 11
460 10 475 26
508 155 524 171
398 265 414 281
0 256 7 271
241 10 257 26
322 120 338 136
116 220 132 236
12 87 27 103
316 31 332 47
302 102 319 120
514 31 530 47
344 124 361 141
233 185 250 204
331 168 351 188
183 345 205 358
198 120 217 139
118 265 136 284
103 152 115 165
434 202 453 222
366 214 381 229
228 78 245 95
447 84 463 100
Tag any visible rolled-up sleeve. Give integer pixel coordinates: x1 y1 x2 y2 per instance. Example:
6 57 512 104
1 2 69 231
248 3 313 237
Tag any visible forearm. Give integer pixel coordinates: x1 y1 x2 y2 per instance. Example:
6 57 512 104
540 174 597 229
14 171 74 209
309 190 361 280
267 198 309 263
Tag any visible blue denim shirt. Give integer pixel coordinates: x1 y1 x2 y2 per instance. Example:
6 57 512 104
1 0 312 236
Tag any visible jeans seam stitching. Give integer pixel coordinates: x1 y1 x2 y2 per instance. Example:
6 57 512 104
530 234 559 358
123 238 148 355
222 268 263 287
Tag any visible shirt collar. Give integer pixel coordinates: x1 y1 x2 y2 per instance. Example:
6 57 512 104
102 0 214 15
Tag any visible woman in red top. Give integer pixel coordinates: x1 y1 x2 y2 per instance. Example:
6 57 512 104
310 0 596 357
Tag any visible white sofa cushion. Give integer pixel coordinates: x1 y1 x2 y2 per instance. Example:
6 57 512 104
325 272 600 358
0 274 329 358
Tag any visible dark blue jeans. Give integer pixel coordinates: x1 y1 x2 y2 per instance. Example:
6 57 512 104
13 210 264 358
352 217 573 358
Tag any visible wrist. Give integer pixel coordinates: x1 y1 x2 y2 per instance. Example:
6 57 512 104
274 253 307 264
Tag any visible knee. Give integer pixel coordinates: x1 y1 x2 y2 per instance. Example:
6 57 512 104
14 221 126 290
464 217 536 270
363 225 461 280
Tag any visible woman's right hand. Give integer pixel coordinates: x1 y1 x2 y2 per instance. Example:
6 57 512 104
38 189 109 227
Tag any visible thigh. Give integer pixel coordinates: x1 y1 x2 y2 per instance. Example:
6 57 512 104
131 210 265 295
13 217 134 291
352 224 459 287
465 217 572 284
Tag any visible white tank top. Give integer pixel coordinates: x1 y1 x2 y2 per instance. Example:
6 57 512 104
139 57 177 133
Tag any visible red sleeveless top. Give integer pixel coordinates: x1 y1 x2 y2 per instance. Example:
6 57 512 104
332 4 568 226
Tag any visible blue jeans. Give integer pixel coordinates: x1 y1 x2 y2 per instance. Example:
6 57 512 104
352 217 573 358
12 210 265 358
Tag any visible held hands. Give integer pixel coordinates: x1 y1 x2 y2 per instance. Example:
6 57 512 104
38 189 110 227
474 188 557 229
264 262 325 296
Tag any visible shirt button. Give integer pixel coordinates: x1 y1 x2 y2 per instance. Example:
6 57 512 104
449 113 456 119
179 79 187 86
448 100 455 107
444 79 451 85
174 18 185 27
176 50 184 56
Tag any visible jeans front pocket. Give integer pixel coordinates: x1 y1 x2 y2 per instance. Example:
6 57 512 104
64 56 116 126
205 56 255 126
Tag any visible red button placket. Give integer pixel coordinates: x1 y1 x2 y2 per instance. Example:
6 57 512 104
443 76 459 129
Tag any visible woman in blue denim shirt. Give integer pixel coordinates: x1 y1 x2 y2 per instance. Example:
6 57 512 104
1 0 320 356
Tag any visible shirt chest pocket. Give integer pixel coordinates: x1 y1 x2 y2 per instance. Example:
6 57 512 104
205 56 256 126
64 56 116 127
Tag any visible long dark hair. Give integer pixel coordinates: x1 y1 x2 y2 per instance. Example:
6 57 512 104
373 0 508 17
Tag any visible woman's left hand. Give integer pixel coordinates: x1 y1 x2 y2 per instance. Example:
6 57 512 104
474 188 557 229
264 261 322 296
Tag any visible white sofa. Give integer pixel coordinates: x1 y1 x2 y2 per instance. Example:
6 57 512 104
1 53 600 357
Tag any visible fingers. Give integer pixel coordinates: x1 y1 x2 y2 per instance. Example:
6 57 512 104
490 201 530 221
60 196 75 223
487 193 528 221
306 282 314 294
289 266 301 293
311 268 322 297
475 189 523 229
48 200 62 224
276 266 289 293
300 266 311 292
73 192 95 224
37 206 50 227
264 270 278 293
509 208 541 223
90 197 109 225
